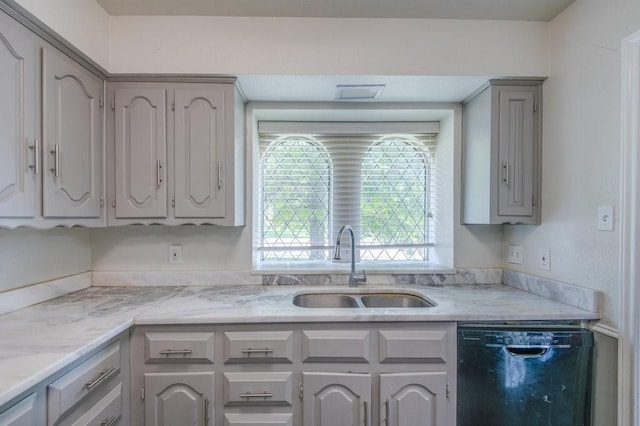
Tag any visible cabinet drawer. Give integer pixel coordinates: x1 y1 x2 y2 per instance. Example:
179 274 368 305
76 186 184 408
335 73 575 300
224 331 293 363
48 342 120 423
145 332 214 363
224 413 293 426
379 330 448 363
65 383 122 426
302 330 370 363
223 372 293 406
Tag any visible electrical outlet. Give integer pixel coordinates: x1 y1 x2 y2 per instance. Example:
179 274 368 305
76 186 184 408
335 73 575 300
168 245 183 264
507 245 523 264
538 248 550 271
597 205 614 231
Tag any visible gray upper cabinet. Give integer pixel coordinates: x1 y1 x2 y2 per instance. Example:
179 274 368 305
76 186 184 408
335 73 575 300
114 88 167 219
0 10 106 228
107 81 245 226
462 79 542 225
42 48 103 219
0 14 38 220
174 88 226 219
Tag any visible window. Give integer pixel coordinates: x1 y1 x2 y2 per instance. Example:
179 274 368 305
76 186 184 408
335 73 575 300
257 122 438 264
260 136 331 261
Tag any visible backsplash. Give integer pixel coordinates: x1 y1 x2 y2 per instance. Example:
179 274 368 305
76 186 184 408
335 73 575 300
262 268 503 285
503 269 600 313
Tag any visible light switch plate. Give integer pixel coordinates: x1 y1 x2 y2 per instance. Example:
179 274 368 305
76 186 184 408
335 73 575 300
597 205 614 231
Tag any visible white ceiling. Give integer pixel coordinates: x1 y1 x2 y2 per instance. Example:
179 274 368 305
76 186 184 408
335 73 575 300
96 0 574 21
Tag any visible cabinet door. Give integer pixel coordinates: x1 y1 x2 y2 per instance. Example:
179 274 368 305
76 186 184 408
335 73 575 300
174 88 226 218
114 88 167 218
42 48 102 218
144 372 213 426
0 18 38 218
0 393 41 426
303 372 371 426
497 87 536 217
380 372 447 426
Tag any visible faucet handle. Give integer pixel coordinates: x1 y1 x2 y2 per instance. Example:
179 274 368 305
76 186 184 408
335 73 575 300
356 269 367 284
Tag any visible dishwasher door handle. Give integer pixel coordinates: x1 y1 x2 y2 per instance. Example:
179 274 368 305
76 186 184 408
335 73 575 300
505 346 550 357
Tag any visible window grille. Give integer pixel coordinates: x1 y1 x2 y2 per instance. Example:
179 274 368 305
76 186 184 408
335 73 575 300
258 122 438 263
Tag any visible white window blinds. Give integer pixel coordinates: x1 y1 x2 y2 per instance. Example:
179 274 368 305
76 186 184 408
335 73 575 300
258 121 439 263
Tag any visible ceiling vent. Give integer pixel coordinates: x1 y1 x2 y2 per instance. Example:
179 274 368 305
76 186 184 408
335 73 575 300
335 84 385 101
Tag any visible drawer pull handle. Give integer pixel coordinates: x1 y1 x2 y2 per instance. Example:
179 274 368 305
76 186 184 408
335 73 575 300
159 349 193 355
240 348 274 354
85 366 115 390
101 414 121 426
240 392 273 399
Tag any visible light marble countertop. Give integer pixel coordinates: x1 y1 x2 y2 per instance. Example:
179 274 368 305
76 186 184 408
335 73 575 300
0 283 598 408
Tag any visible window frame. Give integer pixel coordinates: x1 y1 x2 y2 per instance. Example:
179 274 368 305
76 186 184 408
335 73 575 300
255 120 441 267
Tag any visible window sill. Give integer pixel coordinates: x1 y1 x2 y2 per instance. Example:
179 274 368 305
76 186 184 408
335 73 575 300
252 261 456 275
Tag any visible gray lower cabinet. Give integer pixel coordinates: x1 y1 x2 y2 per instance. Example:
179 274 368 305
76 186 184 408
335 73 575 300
144 372 214 426
0 333 129 426
302 370 448 426
0 392 45 426
302 372 371 426
380 372 448 426
130 323 455 426
223 413 293 426
462 79 542 225
107 81 245 226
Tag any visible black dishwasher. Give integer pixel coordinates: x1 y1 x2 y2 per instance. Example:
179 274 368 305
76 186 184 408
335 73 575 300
457 324 593 426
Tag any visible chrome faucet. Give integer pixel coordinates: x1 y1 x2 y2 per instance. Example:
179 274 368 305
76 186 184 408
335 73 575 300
333 225 366 287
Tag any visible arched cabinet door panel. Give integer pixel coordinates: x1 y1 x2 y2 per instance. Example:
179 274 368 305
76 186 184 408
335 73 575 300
0 14 38 219
42 48 103 218
174 88 226 219
380 372 448 426
303 372 371 426
144 372 214 426
114 88 167 219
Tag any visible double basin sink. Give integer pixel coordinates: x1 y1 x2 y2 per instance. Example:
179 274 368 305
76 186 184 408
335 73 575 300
293 291 434 309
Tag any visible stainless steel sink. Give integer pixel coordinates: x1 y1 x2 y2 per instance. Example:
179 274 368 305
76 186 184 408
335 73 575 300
360 293 433 308
292 293 360 308
292 291 434 308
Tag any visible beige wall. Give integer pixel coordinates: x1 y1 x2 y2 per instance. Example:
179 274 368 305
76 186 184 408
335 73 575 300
503 0 640 329
13 0 110 69
107 16 548 76
0 228 91 293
